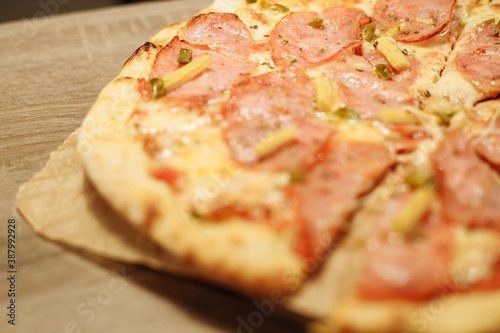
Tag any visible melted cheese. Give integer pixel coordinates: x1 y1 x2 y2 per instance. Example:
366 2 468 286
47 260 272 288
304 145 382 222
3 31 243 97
336 123 386 143
139 92 294 226
451 227 500 287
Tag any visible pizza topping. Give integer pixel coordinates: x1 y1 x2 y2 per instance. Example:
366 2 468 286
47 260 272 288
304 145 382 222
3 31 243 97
258 0 290 14
194 203 271 222
474 135 500 172
314 76 339 113
269 7 370 69
415 17 434 25
151 54 212 97
222 69 315 123
378 108 418 123
326 53 419 119
405 167 434 187
432 131 500 231
434 110 455 125
307 17 323 28
358 191 451 301
359 226 451 301
288 170 304 183
373 36 410 71
372 0 455 42
292 141 395 259
254 126 299 157
493 19 500 36
362 22 377 42
381 122 429 153
225 118 332 171
450 227 500 288
373 63 392 80
385 22 406 37
177 48 192 64
150 37 256 98
148 78 167 100
188 169 295 229
182 13 254 61
151 166 185 191
336 123 386 143
334 107 362 122
470 114 500 172
137 78 152 102
390 186 435 236
456 21 500 99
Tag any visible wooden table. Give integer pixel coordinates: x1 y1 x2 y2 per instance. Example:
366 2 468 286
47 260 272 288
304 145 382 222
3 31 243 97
0 2 306 332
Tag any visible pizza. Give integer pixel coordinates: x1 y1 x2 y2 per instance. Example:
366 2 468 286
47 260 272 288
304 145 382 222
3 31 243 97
77 0 500 331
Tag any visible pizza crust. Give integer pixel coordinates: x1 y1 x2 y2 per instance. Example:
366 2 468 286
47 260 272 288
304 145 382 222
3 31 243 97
426 0 500 111
312 291 500 333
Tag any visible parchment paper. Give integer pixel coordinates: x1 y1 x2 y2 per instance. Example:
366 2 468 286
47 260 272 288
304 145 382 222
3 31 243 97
16 129 346 320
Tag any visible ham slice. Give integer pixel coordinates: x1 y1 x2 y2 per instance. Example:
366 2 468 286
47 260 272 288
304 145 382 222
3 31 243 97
270 7 370 69
357 192 451 301
292 141 395 259
224 118 333 172
456 21 500 99
373 0 455 42
183 12 254 61
326 53 419 119
222 69 315 123
432 131 500 231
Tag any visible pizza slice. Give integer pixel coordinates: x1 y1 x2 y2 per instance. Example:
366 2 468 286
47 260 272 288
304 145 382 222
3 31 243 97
312 126 500 333
79 4 398 296
426 0 500 115
283 0 476 155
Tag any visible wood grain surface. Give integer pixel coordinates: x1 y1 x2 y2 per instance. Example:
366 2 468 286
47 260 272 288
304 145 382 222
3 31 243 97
0 2 306 332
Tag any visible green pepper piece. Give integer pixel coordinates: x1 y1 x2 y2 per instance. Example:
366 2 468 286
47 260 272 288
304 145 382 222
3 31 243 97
148 78 167 99
259 0 270 9
178 48 192 64
334 107 361 121
433 111 455 125
493 20 500 36
406 169 433 187
307 18 324 28
272 3 289 13
259 0 289 13
289 170 304 183
362 22 377 42
373 64 392 80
